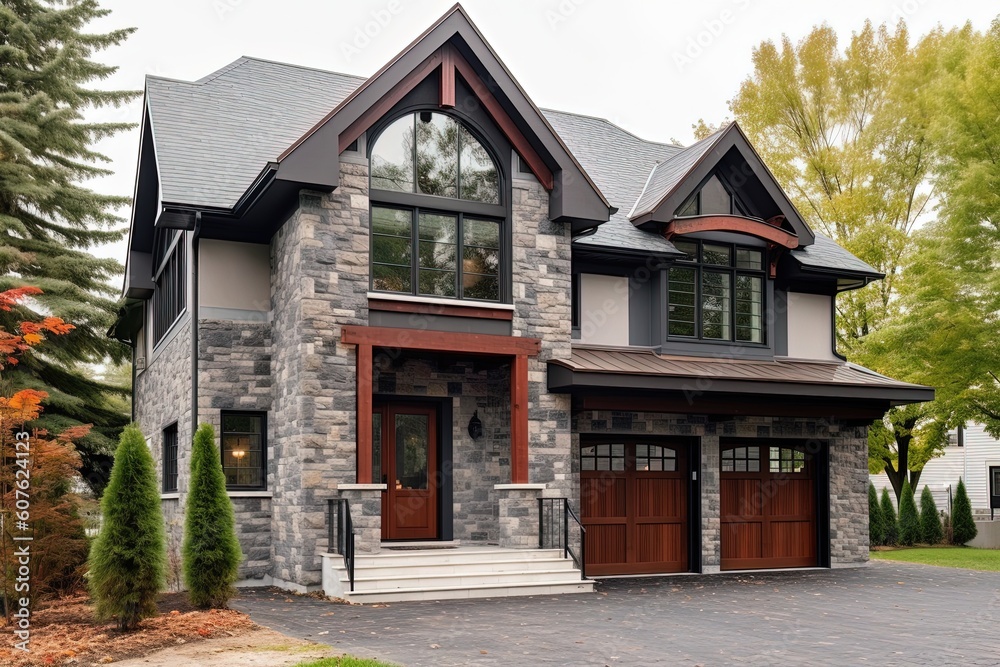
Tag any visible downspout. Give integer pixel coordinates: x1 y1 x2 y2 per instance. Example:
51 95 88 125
191 212 202 437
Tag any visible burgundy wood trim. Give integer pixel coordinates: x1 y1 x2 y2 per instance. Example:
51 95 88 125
450 50 554 190
440 44 456 108
357 344 373 483
511 354 529 483
338 49 444 154
342 324 540 356
368 298 513 321
577 395 889 421
666 215 799 249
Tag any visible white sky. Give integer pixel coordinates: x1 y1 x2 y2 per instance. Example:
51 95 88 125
85 0 998 267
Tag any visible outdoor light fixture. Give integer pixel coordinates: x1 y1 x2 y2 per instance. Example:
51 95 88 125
468 411 483 441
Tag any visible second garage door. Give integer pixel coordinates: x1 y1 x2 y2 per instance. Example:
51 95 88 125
720 443 819 570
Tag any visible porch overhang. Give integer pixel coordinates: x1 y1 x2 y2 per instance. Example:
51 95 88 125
340 325 541 485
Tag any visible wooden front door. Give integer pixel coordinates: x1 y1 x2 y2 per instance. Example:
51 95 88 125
720 443 818 570
375 404 438 541
581 441 689 576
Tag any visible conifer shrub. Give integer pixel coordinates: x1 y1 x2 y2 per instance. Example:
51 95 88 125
88 425 166 631
183 423 243 608
880 487 898 546
919 485 944 545
897 480 921 546
869 483 885 547
951 478 978 545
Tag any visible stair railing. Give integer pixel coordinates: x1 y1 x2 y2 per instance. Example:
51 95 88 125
538 497 587 580
327 498 356 591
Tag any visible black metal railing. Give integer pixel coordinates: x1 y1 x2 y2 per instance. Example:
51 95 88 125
327 498 356 591
538 497 587 580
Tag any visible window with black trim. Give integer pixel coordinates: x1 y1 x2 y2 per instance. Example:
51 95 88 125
152 229 186 345
162 423 178 493
369 111 506 302
667 239 765 343
221 412 266 490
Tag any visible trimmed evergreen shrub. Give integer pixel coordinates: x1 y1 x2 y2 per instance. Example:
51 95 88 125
952 478 978 545
869 483 885 547
880 487 898 546
88 425 166 631
898 480 921 546
183 423 243 608
919 485 944 545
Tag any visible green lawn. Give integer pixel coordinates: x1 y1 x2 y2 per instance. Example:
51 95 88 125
871 546 1000 571
293 657 397 667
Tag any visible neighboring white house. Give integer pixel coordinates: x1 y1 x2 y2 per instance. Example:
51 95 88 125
871 423 1000 519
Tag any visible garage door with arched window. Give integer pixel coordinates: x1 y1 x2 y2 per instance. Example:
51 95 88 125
580 440 692 576
720 442 820 570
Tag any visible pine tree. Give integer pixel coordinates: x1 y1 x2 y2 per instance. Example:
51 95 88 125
919 485 943 545
88 424 166 631
869 483 885 547
183 424 243 608
952 478 978 545
880 487 898 546
0 0 138 494
897 480 920 546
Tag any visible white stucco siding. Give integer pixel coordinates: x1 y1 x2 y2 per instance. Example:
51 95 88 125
578 273 629 346
198 240 271 313
786 291 837 361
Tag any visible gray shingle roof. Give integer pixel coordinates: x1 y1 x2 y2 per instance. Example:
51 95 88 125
790 232 883 277
541 110 684 256
146 57 365 209
628 128 726 220
143 57 874 276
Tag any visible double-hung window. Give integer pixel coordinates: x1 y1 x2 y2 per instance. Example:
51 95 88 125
151 229 186 345
667 240 765 344
369 111 505 302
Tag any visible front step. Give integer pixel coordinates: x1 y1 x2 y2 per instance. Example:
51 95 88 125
322 546 593 602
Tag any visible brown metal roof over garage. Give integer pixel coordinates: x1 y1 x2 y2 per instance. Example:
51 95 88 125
548 347 933 406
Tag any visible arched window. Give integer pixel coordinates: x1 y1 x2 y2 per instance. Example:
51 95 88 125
369 111 505 302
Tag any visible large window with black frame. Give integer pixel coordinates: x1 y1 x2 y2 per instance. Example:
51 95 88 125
151 228 186 345
667 239 765 344
221 412 266 490
368 111 505 303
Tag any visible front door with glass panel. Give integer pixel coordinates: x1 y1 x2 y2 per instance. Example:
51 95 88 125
374 404 438 540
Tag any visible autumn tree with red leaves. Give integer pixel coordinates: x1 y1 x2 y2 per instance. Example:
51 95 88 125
0 287 89 617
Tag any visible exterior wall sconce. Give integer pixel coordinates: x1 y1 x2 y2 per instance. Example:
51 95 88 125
468 410 484 441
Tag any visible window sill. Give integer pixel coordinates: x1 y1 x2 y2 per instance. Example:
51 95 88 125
160 493 180 500
226 490 272 498
368 292 514 319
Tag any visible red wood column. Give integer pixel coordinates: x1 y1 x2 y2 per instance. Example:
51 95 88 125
356 343 373 484
510 354 529 484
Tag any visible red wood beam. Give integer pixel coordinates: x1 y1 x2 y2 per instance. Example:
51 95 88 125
368 298 513 321
511 354 530 484
666 215 799 249
341 324 541 356
440 44 456 108
450 51 554 190
339 49 443 154
356 343 373 483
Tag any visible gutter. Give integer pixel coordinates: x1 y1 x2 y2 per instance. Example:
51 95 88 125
191 212 202 437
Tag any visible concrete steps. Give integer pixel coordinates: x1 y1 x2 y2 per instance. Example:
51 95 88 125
321 546 593 603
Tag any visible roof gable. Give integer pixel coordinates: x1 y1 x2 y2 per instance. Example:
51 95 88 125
276 4 611 229
628 123 815 246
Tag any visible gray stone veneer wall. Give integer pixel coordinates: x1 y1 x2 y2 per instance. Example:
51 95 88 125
134 318 192 556
197 318 273 582
574 411 870 570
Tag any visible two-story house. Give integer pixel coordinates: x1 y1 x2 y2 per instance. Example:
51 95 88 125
110 5 933 602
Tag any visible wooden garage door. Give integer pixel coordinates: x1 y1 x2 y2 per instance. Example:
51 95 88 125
581 441 688 576
720 444 817 570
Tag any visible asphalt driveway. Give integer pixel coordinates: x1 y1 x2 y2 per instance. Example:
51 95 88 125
233 561 1000 666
